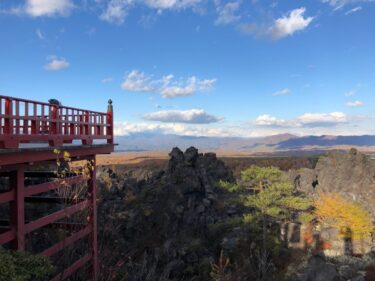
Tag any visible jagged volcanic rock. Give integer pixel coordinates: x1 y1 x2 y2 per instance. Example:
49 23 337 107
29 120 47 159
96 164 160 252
290 149 375 216
97 147 235 280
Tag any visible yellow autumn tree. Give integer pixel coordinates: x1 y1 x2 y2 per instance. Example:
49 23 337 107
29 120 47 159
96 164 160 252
315 192 373 240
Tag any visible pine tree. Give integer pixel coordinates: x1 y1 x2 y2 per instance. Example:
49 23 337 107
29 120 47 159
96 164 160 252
241 166 312 279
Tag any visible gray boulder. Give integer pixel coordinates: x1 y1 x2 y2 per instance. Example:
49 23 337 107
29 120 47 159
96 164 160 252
291 150 375 217
298 255 340 281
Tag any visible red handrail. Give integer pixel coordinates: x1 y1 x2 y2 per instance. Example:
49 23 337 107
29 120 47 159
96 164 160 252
0 96 114 148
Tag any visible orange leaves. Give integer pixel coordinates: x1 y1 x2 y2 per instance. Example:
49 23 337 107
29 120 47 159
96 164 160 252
314 192 373 240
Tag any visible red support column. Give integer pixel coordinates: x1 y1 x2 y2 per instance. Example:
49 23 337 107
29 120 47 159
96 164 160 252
79 115 84 137
51 105 57 134
83 111 93 145
85 111 89 135
4 97 12 134
31 103 37 135
23 102 29 135
2 98 18 148
49 104 63 146
9 166 25 250
106 99 113 144
88 156 98 281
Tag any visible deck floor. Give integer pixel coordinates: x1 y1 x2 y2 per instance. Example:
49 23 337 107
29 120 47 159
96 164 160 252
0 144 115 167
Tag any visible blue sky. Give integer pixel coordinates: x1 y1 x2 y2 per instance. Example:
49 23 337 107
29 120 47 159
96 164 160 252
0 0 374 137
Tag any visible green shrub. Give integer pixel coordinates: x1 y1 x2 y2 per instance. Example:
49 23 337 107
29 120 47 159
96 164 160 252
298 213 315 224
0 247 54 281
207 217 243 236
240 165 286 189
216 180 242 192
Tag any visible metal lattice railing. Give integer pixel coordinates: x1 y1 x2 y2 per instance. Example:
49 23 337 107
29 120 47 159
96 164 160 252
0 95 113 148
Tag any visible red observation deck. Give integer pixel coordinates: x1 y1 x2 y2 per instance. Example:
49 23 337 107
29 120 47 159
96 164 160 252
0 96 115 280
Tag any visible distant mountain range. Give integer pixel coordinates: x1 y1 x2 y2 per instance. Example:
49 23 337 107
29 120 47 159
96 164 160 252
114 133 375 154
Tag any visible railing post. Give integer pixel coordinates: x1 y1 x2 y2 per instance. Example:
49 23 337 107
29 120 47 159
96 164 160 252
106 99 113 144
83 111 93 145
49 104 63 147
23 102 29 135
31 103 37 135
4 98 12 134
51 105 57 134
2 98 18 148
96 115 101 137
85 111 89 135
9 166 25 250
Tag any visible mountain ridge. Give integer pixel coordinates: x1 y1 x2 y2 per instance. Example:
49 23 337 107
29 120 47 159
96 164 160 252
115 133 375 153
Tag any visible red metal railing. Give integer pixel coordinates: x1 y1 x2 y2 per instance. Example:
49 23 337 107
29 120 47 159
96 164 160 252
0 95 114 148
0 158 98 280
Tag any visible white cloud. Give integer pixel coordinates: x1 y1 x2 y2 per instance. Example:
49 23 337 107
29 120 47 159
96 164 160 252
113 113 375 138
143 0 202 10
100 0 132 24
272 88 291 96
269 7 313 39
36 29 44 40
44 55 69 71
114 121 231 137
121 70 216 98
215 1 241 25
101 77 113 83
322 0 373 9
346 101 364 107
256 112 348 128
255 115 287 127
345 6 362 15
121 70 157 92
143 109 222 123
160 76 216 98
100 0 202 24
25 0 74 17
344 84 364 96
297 112 347 127
114 121 169 136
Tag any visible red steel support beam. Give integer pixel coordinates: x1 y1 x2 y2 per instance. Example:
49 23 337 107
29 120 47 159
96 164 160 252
24 199 90 234
88 155 98 281
9 167 25 250
0 95 113 280
0 190 15 204
24 175 85 197
50 254 92 281
41 225 92 257
0 229 15 245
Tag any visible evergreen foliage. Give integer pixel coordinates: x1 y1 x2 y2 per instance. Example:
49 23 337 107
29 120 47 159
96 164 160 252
0 247 53 281
242 166 312 222
216 180 243 192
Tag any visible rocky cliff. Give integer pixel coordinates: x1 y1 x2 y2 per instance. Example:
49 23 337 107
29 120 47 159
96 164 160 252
291 149 375 217
288 149 375 281
97 147 235 280
96 147 375 281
